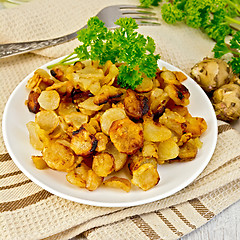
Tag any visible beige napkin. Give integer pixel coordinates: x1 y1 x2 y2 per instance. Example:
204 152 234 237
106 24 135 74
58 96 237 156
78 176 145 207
1 0 240 239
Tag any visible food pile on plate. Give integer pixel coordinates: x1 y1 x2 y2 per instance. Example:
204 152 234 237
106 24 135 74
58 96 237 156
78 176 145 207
25 60 207 192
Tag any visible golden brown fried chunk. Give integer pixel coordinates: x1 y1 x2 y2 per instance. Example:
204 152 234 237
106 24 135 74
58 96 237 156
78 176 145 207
128 151 158 175
158 138 179 162
92 152 114 177
85 169 103 191
185 117 207 137
178 141 198 160
109 118 144 155
142 141 158 159
164 83 190 106
26 121 49 150
123 89 149 120
149 88 169 116
103 176 131 192
70 127 97 156
131 163 160 191
27 91 40 113
159 109 187 136
64 112 88 129
135 76 153 93
38 90 60 110
32 156 48 170
66 169 87 188
50 66 68 81
26 69 53 90
100 107 126 135
35 110 59 134
143 117 172 142
104 142 128 171
174 71 187 82
42 141 75 172
95 132 109 152
94 85 123 105
170 105 191 118
160 70 179 85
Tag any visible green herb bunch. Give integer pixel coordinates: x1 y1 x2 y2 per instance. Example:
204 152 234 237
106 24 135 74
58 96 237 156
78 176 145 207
51 17 160 89
140 0 240 75
160 0 239 41
139 0 162 7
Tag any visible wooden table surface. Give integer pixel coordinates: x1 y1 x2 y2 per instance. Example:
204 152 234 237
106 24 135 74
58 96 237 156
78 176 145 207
181 200 240 240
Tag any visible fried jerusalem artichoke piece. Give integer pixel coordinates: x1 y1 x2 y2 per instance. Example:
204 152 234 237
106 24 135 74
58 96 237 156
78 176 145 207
123 89 149 120
32 156 48 170
131 163 160 191
159 109 187 136
42 141 75 172
185 116 207 137
93 85 123 105
128 150 159 191
95 132 109 152
26 69 54 91
66 163 89 188
104 142 128 171
109 118 144 155
164 83 190 106
212 83 240 122
66 163 103 190
128 151 158 175
103 176 131 192
190 58 232 93
149 88 170 116
178 141 198 161
158 138 179 163
100 107 127 135
143 116 172 142
92 152 114 177
27 91 40 113
70 127 98 156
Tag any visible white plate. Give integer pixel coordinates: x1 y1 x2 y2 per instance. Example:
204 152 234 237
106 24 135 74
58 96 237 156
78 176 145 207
2 58 218 207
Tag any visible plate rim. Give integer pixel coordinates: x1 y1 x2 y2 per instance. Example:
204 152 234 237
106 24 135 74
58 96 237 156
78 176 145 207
2 57 218 207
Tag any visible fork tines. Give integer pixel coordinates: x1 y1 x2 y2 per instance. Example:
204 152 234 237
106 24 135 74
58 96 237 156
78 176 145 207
118 5 160 26
118 5 153 10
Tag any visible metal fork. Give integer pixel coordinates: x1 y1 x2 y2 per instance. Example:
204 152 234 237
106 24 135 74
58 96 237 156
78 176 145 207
0 5 159 58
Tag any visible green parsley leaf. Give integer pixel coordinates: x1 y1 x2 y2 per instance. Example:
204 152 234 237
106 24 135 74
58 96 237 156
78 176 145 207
161 3 184 24
117 65 143 89
140 0 161 7
212 31 240 74
212 40 230 58
230 31 240 49
229 57 240 74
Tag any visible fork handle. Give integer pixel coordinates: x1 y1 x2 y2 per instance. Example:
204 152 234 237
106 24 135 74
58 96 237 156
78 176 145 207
0 27 86 58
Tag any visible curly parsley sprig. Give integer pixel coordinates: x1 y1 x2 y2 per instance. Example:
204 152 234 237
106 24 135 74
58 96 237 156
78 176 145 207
160 0 240 41
48 17 160 89
213 31 240 74
139 0 162 7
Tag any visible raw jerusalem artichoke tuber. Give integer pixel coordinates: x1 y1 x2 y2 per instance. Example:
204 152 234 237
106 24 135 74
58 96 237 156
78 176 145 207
213 83 240 122
190 58 232 93
191 58 240 122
